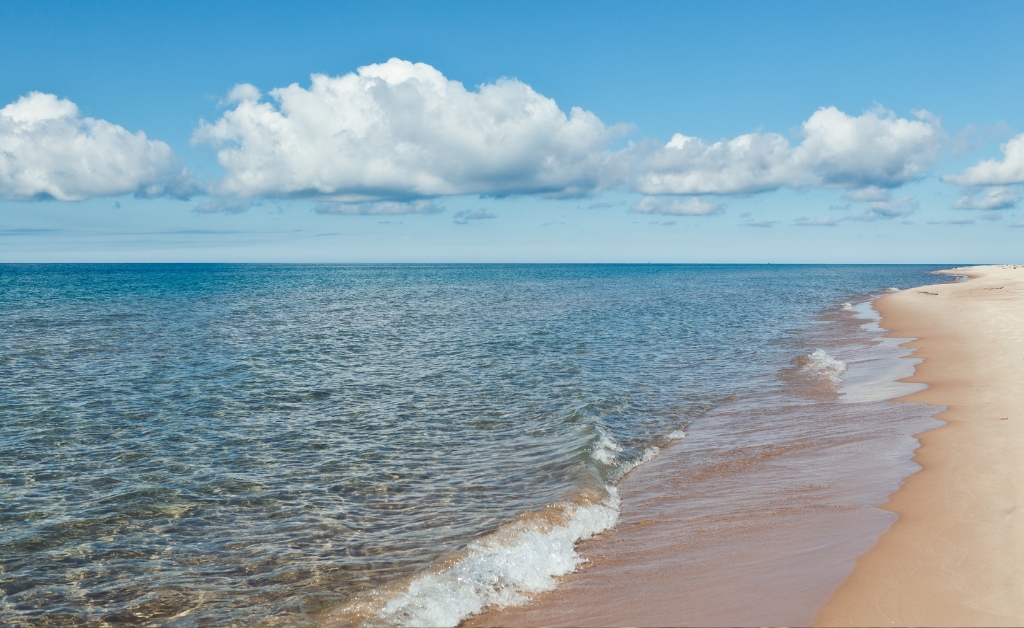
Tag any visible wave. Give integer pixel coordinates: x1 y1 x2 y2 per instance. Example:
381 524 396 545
343 487 620 627
332 425 687 627
608 446 660 483
840 302 854 311
798 348 848 385
590 427 623 465
602 428 687 482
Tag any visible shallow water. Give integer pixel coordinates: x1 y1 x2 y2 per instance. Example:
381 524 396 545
0 264 950 626
467 279 946 627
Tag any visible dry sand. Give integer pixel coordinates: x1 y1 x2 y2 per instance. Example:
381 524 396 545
816 265 1024 626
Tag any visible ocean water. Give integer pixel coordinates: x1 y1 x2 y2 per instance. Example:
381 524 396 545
0 264 952 626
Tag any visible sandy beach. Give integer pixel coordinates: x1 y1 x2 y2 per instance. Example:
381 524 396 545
817 265 1024 626
468 265 1024 627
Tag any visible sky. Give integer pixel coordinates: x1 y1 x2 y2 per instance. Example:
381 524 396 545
2 0 1023 263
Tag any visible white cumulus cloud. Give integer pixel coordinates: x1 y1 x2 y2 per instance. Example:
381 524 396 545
632 107 943 195
629 196 724 215
0 92 188 201
190 59 950 213
192 59 621 200
193 60 943 208
945 133 1024 186
632 132 800 195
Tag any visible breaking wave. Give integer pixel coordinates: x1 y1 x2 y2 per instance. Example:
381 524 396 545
798 348 848 385
332 425 689 627
332 487 620 627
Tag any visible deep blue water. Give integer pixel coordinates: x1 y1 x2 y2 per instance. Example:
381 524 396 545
0 264 953 626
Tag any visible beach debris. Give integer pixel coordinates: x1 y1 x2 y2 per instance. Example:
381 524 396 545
918 291 939 295
1000 417 1009 421
982 287 1004 290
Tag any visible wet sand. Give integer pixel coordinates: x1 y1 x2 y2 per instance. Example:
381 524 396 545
816 265 1024 626
467 295 945 627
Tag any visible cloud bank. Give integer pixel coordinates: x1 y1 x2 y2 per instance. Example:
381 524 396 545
1 60 965 213
191 60 944 206
0 92 189 201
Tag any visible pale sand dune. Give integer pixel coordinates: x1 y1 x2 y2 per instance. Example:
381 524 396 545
817 265 1024 626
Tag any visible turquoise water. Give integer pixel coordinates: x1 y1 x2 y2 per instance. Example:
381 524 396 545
0 264 951 626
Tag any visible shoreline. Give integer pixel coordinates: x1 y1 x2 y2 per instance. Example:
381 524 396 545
466 284 945 627
816 265 1024 626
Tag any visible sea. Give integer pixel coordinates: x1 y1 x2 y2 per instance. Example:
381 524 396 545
0 264 954 627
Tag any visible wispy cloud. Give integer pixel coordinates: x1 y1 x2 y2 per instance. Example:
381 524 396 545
194 198 256 214
314 200 444 215
845 196 918 221
842 186 890 202
793 216 838 227
927 217 975 225
952 185 1020 211
629 196 723 216
453 208 496 224
949 121 1011 156
0 228 63 236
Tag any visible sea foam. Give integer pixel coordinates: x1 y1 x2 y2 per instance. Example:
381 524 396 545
359 427 680 626
370 487 621 627
800 348 848 385
590 427 623 465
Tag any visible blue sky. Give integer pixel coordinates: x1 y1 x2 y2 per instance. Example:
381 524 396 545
2 0 1023 262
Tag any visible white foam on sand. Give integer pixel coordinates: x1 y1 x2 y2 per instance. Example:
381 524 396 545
838 300 927 403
